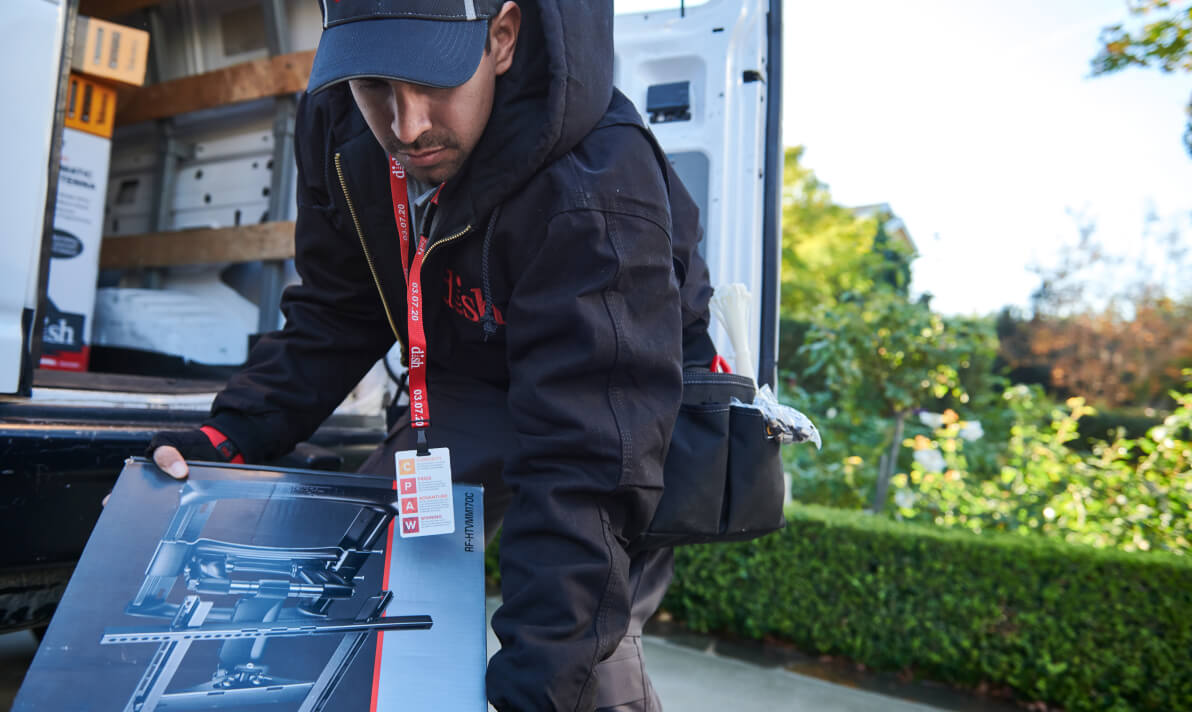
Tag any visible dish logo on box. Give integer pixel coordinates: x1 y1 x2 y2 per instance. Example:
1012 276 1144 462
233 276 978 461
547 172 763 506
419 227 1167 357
40 300 88 371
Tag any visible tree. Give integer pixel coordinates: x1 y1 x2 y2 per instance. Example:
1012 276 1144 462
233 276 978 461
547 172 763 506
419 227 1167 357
779 147 893 319
1093 1 1192 157
1002 299 1192 409
999 213 1192 409
779 148 1001 511
797 292 992 512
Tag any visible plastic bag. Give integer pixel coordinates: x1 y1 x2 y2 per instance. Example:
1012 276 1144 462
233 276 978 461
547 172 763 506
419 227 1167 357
733 384 821 448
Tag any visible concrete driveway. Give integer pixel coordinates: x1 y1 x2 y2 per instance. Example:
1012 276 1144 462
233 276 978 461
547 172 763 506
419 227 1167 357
484 598 948 712
641 636 946 712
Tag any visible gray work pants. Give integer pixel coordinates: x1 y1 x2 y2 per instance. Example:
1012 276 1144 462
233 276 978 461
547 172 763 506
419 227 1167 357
359 371 670 711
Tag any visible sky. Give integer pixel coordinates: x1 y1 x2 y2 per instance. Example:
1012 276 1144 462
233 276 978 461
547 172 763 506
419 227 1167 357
619 0 1192 315
784 0 1192 315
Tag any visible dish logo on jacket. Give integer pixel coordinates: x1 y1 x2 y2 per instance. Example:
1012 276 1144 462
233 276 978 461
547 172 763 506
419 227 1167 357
443 268 506 328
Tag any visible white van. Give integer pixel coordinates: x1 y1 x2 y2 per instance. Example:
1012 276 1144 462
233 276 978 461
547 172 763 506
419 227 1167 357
0 0 782 635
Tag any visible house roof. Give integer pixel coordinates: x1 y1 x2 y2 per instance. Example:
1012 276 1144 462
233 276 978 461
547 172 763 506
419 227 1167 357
850 203 916 254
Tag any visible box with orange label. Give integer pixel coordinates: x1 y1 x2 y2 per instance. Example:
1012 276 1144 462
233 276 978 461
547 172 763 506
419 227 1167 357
40 75 116 372
71 16 149 86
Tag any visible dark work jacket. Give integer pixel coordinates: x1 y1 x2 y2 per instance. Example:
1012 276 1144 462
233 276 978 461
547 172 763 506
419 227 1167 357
207 1 713 709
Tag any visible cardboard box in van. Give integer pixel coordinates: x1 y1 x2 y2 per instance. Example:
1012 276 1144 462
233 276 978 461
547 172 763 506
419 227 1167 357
72 15 149 87
39 74 116 372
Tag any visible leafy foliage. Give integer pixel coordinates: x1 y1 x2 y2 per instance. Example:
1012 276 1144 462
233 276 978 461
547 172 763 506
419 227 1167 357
781 390 890 510
777 147 1010 511
665 503 1192 712
999 215 1192 410
1094 1 1192 75
891 378 1192 554
1092 1 1192 156
1000 299 1192 410
798 293 970 416
791 294 999 510
779 147 891 318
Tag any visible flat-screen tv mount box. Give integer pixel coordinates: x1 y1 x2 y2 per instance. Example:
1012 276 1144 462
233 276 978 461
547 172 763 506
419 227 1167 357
13 458 487 711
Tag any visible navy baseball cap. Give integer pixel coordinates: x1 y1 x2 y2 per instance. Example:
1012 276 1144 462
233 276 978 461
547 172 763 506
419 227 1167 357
309 0 506 94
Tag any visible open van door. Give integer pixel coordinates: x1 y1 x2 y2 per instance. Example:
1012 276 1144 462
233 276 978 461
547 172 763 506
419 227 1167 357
614 0 783 386
0 0 73 396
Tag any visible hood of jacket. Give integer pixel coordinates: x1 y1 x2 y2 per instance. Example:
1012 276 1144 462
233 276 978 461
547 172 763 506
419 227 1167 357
437 0 614 232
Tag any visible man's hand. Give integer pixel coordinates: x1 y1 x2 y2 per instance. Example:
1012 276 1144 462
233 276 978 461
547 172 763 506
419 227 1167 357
153 445 190 480
103 446 187 506
106 430 228 506
145 428 241 473
103 429 239 506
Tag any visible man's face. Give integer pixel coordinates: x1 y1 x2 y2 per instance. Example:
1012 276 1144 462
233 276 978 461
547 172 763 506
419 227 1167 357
349 64 495 186
348 4 520 185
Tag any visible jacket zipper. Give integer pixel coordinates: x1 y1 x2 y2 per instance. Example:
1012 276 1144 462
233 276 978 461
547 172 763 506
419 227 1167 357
334 152 474 340
424 224 473 262
334 152 402 341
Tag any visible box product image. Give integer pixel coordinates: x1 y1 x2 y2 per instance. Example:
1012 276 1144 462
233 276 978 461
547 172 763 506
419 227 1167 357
13 459 487 711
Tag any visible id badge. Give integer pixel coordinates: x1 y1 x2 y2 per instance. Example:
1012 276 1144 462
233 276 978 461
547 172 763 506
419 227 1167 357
394 447 455 537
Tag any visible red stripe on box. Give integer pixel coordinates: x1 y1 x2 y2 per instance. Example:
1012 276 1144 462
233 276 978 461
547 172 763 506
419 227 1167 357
369 478 399 712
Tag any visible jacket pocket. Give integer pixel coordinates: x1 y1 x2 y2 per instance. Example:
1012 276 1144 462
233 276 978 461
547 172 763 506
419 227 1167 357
649 402 729 539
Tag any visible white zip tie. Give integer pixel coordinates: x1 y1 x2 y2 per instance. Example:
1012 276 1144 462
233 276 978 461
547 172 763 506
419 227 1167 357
710 283 756 382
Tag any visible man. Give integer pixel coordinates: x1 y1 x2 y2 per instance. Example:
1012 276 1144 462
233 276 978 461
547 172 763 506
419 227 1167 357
149 1 715 709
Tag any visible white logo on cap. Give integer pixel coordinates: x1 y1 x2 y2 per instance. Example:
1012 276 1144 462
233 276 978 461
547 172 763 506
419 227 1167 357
463 0 477 20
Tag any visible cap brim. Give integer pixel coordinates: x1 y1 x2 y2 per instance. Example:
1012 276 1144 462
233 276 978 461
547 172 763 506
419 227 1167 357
308 17 487 94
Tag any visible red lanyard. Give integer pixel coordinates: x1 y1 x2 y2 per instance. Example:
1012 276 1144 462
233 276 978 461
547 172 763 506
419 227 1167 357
389 156 442 451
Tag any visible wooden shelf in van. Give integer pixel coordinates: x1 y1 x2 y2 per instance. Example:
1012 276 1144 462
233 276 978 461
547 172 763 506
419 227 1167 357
117 50 315 126
99 222 296 269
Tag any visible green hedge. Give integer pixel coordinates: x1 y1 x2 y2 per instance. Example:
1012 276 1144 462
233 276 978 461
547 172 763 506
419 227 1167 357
664 504 1192 712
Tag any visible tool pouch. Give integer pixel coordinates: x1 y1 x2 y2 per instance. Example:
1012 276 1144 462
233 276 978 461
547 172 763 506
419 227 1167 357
632 369 786 551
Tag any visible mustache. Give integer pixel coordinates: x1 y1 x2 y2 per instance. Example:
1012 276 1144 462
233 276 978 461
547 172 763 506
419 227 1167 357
385 133 457 155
